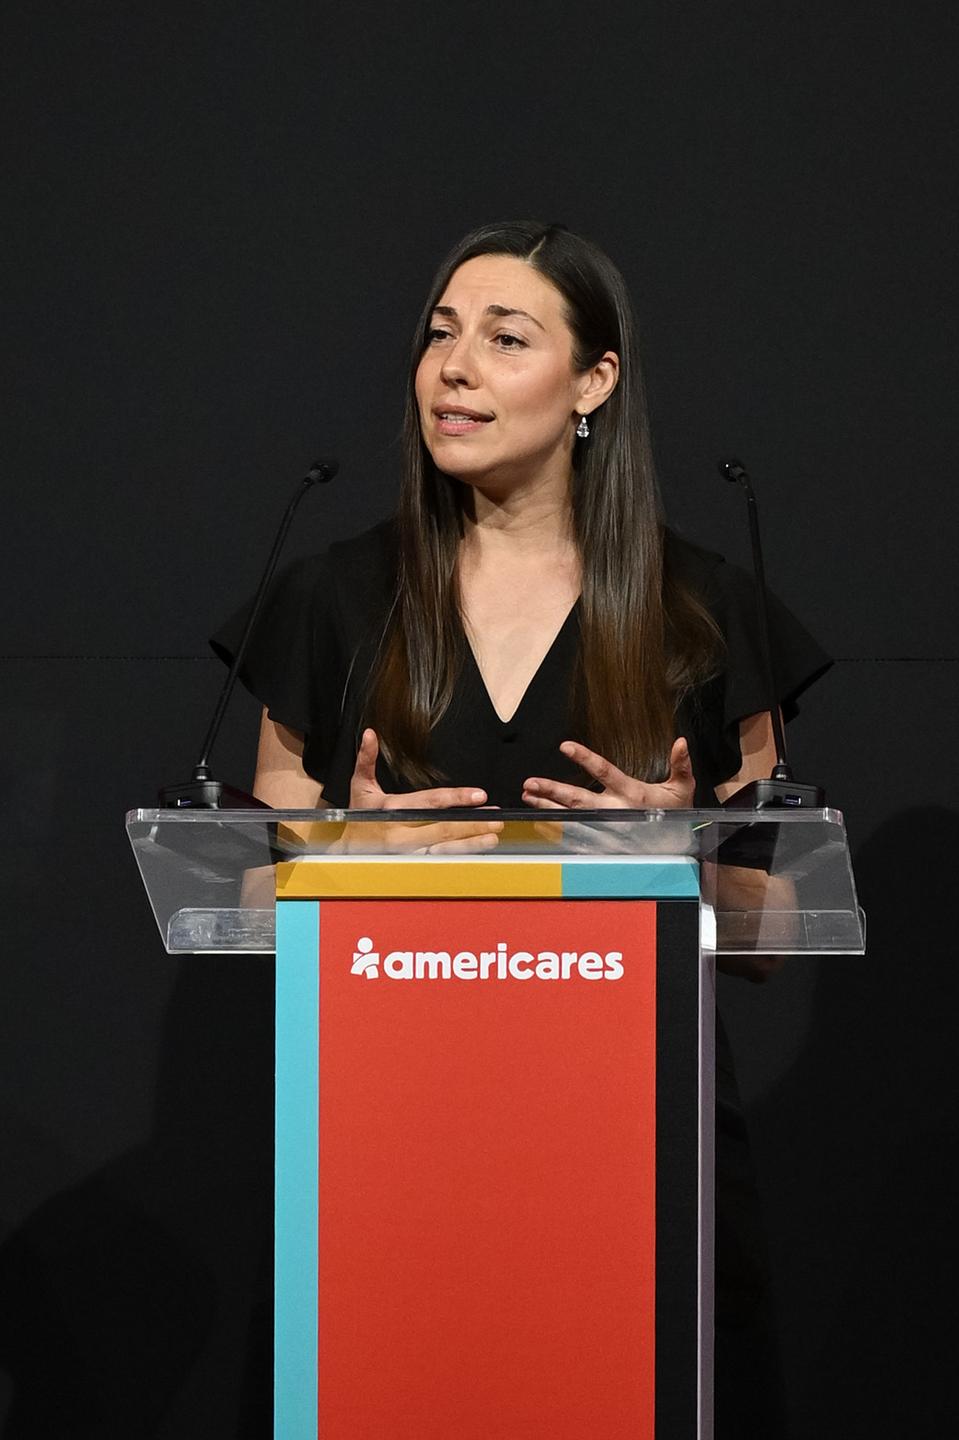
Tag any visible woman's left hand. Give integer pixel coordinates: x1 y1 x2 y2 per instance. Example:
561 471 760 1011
522 737 695 810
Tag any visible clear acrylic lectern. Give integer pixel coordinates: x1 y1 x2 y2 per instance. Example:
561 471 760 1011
126 806 863 1440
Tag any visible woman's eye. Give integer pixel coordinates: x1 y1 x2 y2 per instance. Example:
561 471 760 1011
426 327 453 344
494 332 526 349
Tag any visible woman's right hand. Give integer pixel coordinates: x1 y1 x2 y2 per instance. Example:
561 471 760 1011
344 729 502 854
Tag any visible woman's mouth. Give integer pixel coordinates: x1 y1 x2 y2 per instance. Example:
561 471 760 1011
434 408 493 435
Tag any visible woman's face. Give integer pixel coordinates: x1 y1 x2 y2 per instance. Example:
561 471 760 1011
415 254 603 495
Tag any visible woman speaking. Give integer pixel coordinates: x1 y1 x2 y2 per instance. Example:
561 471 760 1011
215 219 829 1436
220 220 825 826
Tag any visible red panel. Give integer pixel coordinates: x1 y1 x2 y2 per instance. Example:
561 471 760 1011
317 899 657 1440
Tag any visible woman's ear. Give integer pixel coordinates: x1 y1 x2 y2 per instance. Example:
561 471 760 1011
576 350 620 418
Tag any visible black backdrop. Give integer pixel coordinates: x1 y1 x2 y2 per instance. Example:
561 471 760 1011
2 1 957 1435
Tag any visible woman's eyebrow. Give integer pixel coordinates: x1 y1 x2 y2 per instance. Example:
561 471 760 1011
486 303 545 331
431 303 546 331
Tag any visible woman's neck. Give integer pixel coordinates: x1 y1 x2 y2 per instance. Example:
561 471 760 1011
460 475 576 561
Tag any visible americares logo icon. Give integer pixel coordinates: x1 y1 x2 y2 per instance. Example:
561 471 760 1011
350 935 624 982
350 937 380 978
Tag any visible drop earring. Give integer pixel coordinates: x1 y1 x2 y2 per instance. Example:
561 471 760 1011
576 413 590 439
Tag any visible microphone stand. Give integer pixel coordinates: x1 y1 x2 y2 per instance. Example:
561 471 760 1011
160 459 338 809
717 458 824 810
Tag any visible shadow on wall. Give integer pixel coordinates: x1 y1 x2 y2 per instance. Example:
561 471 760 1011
750 805 959 1440
0 956 275 1439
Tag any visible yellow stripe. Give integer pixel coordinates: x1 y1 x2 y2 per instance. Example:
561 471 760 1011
272 819 561 852
274 820 346 848
275 860 563 899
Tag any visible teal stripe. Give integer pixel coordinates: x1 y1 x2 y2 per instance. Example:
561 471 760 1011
274 900 319 1440
561 858 700 898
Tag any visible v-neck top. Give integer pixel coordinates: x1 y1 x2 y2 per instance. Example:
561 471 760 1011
461 599 580 727
211 518 831 808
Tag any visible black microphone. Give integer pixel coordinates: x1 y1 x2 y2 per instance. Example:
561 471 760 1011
159 458 338 809
717 457 824 810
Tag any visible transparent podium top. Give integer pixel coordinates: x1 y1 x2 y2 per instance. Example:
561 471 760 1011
126 806 865 955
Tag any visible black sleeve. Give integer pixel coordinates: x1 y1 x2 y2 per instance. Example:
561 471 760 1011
209 552 346 775
707 559 833 730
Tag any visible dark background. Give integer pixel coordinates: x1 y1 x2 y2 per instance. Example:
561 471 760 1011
2 0 957 1434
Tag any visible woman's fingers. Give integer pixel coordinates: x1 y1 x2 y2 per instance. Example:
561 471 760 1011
344 816 503 852
521 792 569 810
413 818 502 844
404 817 504 852
666 737 695 803
529 739 636 808
523 778 602 810
418 831 502 855
668 737 693 783
349 728 383 805
340 816 502 854
524 736 697 812
349 732 488 812
386 785 488 810
558 740 629 792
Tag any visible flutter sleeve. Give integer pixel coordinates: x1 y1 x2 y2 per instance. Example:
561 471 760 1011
209 551 347 779
707 558 833 731
669 532 834 796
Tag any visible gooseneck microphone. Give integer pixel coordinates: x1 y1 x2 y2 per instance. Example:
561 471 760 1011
160 458 338 809
717 457 824 810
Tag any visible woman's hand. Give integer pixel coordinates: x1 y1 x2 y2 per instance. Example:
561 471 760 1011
521 737 695 811
344 729 503 853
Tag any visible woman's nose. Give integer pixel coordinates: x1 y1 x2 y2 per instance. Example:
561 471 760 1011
439 336 479 387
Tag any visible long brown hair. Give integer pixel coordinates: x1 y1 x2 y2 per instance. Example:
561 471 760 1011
368 221 720 785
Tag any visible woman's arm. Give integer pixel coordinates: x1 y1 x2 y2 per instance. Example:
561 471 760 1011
713 710 778 804
252 709 326 808
711 709 792 982
237 711 326 907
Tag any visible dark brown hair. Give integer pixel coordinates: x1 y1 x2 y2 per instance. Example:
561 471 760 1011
368 220 720 784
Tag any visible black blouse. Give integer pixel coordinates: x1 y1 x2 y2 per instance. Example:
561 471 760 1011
211 519 831 808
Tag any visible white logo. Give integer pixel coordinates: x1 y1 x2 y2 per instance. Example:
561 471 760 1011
350 936 624 982
350 936 380 978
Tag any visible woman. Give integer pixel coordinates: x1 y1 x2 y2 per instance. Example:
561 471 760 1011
215 220 830 1435
228 221 826 826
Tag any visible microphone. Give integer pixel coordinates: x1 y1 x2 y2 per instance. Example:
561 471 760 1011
159 458 338 809
717 457 824 810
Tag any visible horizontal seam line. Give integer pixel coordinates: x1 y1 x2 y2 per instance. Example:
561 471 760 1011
2 654 959 664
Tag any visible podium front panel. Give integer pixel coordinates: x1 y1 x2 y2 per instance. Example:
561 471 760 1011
274 856 711 1440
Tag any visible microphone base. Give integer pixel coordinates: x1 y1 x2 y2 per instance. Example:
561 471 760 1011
717 776 826 871
160 777 272 810
722 777 825 810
